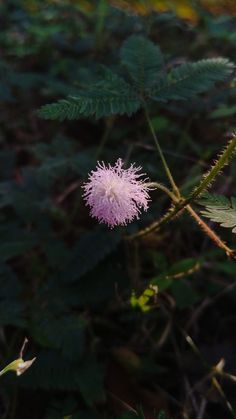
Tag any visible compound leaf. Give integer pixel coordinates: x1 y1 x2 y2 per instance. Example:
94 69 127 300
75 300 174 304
120 34 164 90
150 58 234 101
198 192 236 233
38 72 140 120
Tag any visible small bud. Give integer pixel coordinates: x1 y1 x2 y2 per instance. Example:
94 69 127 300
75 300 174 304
0 339 36 378
0 357 36 377
15 358 36 376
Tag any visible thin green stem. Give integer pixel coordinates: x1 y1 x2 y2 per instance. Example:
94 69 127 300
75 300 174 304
146 182 178 202
128 200 182 240
95 116 115 159
144 105 180 198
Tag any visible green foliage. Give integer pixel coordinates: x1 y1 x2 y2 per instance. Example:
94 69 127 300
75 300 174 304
210 104 236 118
38 72 141 120
0 3 236 419
152 257 202 291
38 36 234 120
31 312 86 360
63 228 122 282
150 58 234 101
0 301 25 327
150 258 202 309
120 35 164 90
171 280 200 309
0 226 38 262
198 192 236 233
20 350 105 403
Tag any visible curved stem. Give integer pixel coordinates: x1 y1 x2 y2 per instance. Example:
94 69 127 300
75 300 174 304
129 200 235 258
146 182 178 202
128 200 181 240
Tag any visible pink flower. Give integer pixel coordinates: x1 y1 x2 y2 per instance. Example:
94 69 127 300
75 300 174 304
82 158 151 228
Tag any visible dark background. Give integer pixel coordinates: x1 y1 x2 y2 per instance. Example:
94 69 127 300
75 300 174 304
0 1 236 418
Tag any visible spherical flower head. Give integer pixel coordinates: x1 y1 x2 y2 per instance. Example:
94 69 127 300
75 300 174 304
82 158 151 228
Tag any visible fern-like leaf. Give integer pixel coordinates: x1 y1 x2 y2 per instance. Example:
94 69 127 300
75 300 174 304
38 73 140 120
38 37 234 120
149 58 234 101
120 34 164 90
198 192 236 233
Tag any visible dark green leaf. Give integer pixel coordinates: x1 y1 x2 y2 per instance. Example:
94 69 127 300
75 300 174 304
171 281 200 309
120 35 164 90
38 72 140 120
62 228 122 282
150 58 234 101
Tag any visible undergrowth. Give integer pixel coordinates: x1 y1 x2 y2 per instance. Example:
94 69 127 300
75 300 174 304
0 1 236 418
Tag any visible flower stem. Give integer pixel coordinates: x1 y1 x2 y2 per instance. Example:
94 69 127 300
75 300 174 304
95 116 115 159
144 105 180 198
146 182 178 201
130 199 235 259
131 119 236 258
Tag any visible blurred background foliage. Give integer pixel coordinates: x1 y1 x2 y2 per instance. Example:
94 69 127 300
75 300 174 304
0 1 236 418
